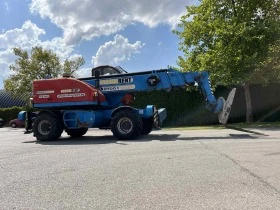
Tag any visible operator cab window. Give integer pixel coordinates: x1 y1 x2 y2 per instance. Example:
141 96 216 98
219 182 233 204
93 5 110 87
92 65 123 77
103 66 119 75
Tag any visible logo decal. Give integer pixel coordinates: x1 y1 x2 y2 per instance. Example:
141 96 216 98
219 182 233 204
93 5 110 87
36 90 54 94
61 88 80 93
100 79 118 85
39 95 50 99
100 78 133 85
118 78 133 84
57 93 86 98
101 85 135 91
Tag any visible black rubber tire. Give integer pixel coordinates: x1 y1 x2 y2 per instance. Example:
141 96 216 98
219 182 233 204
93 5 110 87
66 128 88 138
11 122 17 128
33 112 63 141
111 110 143 140
141 117 153 135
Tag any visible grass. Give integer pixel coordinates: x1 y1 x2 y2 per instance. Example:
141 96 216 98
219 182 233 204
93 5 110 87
164 124 225 130
164 122 280 131
229 122 280 128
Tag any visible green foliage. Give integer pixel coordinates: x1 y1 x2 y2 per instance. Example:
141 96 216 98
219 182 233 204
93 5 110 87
4 47 61 98
251 40 280 83
175 0 280 85
0 106 24 125
4 47 85 99
134 88 218 126
63 56 85 77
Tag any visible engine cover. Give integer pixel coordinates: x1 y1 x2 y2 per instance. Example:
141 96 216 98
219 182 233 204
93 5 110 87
32 78 106 108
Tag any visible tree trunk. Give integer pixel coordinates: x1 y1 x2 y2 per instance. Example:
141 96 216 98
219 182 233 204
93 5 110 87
243 83 253 122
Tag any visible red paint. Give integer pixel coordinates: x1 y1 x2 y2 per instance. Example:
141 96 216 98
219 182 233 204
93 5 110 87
121 94 134 105
33 78 106 104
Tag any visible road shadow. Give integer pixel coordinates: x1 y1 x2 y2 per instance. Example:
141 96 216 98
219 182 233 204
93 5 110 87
24 135 118 145
23 133 258 145
173 133 257 141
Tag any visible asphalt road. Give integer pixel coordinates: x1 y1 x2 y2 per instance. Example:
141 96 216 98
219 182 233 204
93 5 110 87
1 127 280 209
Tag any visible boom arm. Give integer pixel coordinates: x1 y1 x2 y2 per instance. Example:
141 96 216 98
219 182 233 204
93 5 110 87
183 71 236 124
184 71 221 113
81 68 236 124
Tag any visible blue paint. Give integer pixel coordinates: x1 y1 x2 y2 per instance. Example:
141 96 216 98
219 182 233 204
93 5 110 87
34 101 108 108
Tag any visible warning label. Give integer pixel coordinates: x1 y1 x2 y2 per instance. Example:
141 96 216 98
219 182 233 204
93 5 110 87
36 90 54 94
101 85 135 91
39 95 50 99
57 93 86 98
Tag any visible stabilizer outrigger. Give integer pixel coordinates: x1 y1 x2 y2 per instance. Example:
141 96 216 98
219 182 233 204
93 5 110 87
218 88 236 125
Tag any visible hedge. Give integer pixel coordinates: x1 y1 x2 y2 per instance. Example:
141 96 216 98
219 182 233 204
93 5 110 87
134 83 280 127
133 88 220 127
1 83 279 127
0 106 27 126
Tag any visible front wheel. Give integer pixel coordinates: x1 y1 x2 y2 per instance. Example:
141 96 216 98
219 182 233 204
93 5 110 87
11 122 17 128
111 110 143 140
33 112 63 141
66 128 88 138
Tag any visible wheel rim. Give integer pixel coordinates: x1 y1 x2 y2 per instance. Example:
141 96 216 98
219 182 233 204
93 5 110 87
11 123 16 128
117 117 133 134
38 120 51 135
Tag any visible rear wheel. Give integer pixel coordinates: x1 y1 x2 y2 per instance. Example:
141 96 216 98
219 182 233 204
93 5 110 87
111 110 143 140
66 128 88 138
33 112 63 141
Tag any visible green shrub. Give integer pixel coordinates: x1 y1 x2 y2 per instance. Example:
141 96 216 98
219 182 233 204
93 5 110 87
134 88 214 126
0 106 27 126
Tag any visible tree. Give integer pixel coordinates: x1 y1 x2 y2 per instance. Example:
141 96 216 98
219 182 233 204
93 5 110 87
175 0 280 122
63 56 85 77
62 56 85 77
4 47 85 99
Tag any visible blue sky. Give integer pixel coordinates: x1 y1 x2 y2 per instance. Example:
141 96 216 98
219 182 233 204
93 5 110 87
0 0 197 89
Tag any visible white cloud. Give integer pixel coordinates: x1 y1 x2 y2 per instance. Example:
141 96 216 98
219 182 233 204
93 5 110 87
67 53 83 61
0 20 75 56
76 67 92 78
39 37 74 60
0 20 45 49
0 20 74 60
0 49 15 78
0 20 76 87
30 0 194 45
4 2 10 12
0 21 43 83
92 34 144 67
